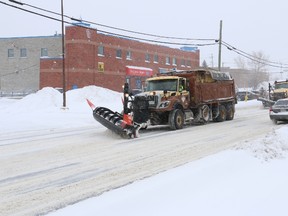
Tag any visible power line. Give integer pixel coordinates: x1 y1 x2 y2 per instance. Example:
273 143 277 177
222 41 288 69
6 0 217 42
3 0 288 68
1 0 217 47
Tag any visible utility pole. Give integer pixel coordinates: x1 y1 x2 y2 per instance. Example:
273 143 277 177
218 20 223 71
61 0 67 108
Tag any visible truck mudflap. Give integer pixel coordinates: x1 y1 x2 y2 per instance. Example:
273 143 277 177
92 106 140 138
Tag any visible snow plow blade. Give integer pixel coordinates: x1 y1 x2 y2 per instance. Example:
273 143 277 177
257 97 275 107
93 107 138 138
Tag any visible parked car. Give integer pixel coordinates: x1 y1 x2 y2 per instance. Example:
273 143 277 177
269 98 288 124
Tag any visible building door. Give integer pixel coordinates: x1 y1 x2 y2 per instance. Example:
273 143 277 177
135 77 141 89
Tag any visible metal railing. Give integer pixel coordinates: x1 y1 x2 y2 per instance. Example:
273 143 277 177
0 91 36 98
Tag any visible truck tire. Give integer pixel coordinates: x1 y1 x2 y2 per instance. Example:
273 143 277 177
169 109 184 130
201 105 210 122
215 105 227 122
226 105 234 120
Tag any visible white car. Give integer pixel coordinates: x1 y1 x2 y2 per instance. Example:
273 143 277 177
269 98 288 124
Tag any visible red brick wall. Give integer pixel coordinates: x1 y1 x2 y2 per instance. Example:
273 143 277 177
40 25 200 92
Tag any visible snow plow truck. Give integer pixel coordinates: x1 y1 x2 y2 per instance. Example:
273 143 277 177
88 69 237 138
258 79 288 107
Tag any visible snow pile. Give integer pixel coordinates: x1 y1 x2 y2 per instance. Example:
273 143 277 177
1 87 62 113
0 86 122 133
66 86 122 112
236 126 288 161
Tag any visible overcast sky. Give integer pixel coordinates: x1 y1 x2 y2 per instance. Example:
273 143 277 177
1 0 287 73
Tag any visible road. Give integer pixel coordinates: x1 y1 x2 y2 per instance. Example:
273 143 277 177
0 102 280 216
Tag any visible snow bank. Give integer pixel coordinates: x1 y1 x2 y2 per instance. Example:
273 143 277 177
236 126 288 161
0 86 122 133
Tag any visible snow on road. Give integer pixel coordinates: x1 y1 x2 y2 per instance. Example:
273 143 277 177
1 86 288 216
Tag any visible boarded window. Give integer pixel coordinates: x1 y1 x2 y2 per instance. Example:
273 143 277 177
116 49 122 58
20 48 27 58
98 45 104 56
8 49 14 58
41 48 48 57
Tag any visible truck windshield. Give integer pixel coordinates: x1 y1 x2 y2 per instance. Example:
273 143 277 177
275 83 288 89
146 79 178 91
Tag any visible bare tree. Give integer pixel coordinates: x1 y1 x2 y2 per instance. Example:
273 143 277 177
234 56 247 69
248 51 269 88
234 51 269 89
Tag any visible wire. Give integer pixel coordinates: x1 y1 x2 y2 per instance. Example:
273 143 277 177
3 0 288 68
222 41 288 69
5 0 216 42
0 1 217 46
1 1 216 47
20 1 217 42
2 1 62 22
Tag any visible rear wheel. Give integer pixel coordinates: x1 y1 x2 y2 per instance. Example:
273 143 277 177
169 109 184 130
272 119 278 125
226 105 235 120
215 105 227 122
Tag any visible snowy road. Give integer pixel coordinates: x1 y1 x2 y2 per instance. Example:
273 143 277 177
0 102 279 216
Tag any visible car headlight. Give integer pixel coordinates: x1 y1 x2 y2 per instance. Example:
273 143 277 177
159 101 170 108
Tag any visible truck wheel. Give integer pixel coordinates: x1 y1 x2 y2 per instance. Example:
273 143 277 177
169 109 184 130
215 105 227 122
201 105 210 122
226 105 234 120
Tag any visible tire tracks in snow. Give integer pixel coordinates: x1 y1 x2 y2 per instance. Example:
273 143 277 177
0 104 281 216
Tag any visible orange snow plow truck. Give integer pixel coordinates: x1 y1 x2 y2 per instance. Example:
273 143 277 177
88 69 237 138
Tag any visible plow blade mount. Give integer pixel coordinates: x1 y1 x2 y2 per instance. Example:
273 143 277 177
93 107 138 138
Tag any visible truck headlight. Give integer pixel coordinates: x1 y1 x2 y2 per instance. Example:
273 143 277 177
159 101 170 108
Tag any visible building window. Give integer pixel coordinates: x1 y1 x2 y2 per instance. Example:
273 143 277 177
8 49 14 58
98 45 104 56
187 60 191 67
172 57 177 66
41 48 48 57
20 48 27 58
116 49 122 58
165 56 170 65
126 51 132 60
154 54 158 63
145 53 151 62
181 59 186 67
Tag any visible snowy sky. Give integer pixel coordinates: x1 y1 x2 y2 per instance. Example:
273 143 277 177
1 0 288 70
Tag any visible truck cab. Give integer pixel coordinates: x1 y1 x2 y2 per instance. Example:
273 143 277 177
272 80 288 101
143 76 190 111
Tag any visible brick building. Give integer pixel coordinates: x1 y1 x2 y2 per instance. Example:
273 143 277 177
40 24 200 92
